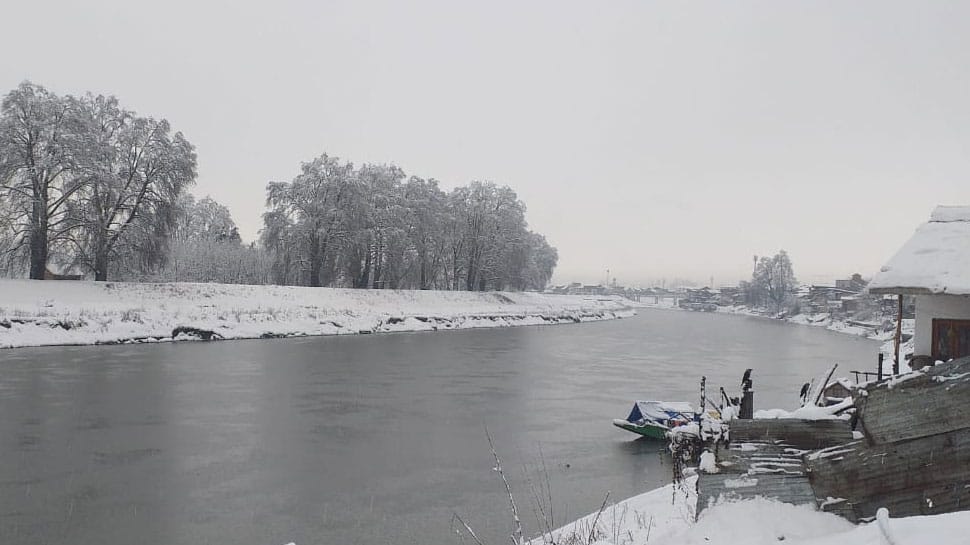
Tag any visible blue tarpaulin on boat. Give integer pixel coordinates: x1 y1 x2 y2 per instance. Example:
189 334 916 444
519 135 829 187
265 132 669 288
626 401 694 423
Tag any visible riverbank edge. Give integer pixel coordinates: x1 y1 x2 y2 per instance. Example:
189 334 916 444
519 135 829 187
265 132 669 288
637 300 913 371
0 279 637 350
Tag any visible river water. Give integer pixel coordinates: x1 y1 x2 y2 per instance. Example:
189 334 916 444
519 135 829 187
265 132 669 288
0 309 879 545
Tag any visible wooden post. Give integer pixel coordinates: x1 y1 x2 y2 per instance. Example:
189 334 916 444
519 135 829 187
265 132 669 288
739 369 753 419
878 353 884 381
893 295 903 375
697 376 707 423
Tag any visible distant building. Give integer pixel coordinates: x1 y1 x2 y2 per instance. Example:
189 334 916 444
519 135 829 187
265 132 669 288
835 273 867 293
869 206 970 361
717 286 744 306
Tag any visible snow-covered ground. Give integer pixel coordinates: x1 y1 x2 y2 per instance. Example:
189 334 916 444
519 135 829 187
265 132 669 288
0 279 636 349
530 476 969 545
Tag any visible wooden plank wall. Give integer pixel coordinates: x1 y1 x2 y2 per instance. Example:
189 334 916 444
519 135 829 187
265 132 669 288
807 429 970 521
856 356 970 445
728 419 854 450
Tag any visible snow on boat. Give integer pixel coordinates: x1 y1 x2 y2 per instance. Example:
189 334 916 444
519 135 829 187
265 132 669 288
612 401 696 439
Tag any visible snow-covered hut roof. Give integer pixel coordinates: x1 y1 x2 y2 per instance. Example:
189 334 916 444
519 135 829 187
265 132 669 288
868 206 970 295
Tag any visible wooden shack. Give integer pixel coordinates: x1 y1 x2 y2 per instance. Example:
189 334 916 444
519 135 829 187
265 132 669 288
806 356 970 521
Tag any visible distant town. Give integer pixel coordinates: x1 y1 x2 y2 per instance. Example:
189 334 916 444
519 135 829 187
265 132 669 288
548 272 913 329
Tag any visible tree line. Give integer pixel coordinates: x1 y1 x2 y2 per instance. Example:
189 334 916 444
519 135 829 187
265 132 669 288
260 154 557 290
0 82 557 291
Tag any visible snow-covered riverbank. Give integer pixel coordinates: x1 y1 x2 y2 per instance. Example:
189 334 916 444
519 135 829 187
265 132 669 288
529 476 968 545
0 280 636 349
638 298 915 371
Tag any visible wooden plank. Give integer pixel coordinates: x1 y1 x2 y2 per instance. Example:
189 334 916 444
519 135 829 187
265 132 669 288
716 441 807 475
806 428 970 521
856 356 970 445
697 441 814 516
728 419 854 450
698 473 816 513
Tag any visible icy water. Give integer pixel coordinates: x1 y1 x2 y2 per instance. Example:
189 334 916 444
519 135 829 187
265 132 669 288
0 309 879 545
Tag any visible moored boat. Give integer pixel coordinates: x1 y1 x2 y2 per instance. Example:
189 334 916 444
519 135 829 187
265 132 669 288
612 401 696 439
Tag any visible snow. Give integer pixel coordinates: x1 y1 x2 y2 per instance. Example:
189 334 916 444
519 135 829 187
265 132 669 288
929 205 970 222
0 280 636 349
933 372 970 383
534 481 970 545
869 206 970 295
699 451 719 474
753 397 853 420
723 476 758 488
529 478 698 545
883 369 926 389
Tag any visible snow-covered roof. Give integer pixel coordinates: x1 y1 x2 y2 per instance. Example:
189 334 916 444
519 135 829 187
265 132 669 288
868 206 970 295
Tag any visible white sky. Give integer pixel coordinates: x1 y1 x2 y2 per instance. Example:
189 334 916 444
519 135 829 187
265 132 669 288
3 1 970 287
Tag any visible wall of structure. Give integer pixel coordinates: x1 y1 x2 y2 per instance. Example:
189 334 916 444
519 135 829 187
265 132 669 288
914 294 970 355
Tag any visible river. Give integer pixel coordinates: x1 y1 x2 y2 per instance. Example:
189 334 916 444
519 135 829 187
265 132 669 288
0 309 879 545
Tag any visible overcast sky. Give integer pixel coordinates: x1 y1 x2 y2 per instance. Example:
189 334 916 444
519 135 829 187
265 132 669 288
3 1 969 286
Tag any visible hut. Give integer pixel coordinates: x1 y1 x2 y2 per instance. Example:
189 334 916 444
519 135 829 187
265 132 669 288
868 206 970 368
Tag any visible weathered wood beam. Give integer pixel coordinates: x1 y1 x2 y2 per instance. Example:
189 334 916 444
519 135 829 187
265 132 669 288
866 287 934 295
807 429 970 521
857 356 970 445
729 419 854 450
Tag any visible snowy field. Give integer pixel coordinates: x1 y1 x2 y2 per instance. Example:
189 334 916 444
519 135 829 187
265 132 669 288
529 475 969 545
0 280 636 349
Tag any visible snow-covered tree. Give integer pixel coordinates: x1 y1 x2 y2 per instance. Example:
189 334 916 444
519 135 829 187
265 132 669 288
260 154 558 291
173 194 240 243
403 176 447 289
262 153 354 287
751 250 797 311
0 82 79 279
66 95 196 280
0 83 197 281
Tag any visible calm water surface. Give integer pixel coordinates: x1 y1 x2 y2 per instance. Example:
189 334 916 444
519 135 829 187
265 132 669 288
0 309 879 545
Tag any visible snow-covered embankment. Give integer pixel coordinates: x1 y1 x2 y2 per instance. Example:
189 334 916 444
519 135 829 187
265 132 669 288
531 475 970 545
0 280 636 349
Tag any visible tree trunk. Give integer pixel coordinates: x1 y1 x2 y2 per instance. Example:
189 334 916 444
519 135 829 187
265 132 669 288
28 197 49 280
358 248 372 289
419 251 428 290
94 249 109 281
465 254 477 291
307 234 321 287
372 241 383 289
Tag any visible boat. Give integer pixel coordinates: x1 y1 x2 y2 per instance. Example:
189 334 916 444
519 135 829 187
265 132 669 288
612 401 696 439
